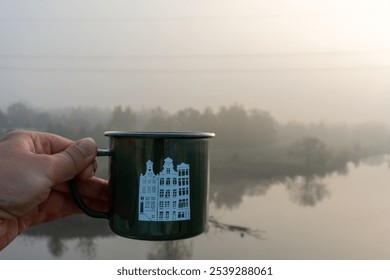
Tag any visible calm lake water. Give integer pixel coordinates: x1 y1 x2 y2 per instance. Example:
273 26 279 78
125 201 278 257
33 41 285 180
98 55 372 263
1 155 390 259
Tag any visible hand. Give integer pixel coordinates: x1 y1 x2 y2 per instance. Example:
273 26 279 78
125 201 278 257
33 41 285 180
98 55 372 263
0 130 108 250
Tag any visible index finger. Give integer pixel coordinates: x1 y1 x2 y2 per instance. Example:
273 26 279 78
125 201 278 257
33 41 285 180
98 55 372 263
32 132 75 154
1 130 75 155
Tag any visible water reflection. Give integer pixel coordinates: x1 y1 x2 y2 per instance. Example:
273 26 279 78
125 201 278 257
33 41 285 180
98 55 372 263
286 176 330 207
23 214 262 259
210 160 282 209
208 216 265 239
147 241 193 260
210 159 335 209
146 217 265 260
47 237 67 257
46 236 98 259
25 215 111 259
17 154 389 259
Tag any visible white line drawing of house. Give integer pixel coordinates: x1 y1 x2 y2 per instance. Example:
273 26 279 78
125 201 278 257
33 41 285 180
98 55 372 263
138 157 190 222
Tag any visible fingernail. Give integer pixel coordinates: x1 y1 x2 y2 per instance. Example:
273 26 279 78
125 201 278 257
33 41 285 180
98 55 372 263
76 137 97 159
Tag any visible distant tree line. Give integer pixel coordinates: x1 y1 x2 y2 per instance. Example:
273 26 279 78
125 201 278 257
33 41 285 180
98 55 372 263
1 102 390 167
0 102 278 149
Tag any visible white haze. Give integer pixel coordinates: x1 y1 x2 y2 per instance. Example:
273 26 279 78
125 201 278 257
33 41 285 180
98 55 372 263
1 0 390 124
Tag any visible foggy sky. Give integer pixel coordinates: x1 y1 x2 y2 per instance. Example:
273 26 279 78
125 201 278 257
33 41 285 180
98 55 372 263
1 0 390 124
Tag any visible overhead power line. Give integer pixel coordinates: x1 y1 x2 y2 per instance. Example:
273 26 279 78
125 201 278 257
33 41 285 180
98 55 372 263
0 12 374 23
1 65 390 73
1 51 389 73
1 50 390 60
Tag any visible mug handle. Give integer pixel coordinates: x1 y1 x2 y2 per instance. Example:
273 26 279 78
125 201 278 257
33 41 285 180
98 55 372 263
69 148 110 219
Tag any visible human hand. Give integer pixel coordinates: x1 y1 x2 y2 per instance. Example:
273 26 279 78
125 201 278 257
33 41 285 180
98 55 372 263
0 130 108 250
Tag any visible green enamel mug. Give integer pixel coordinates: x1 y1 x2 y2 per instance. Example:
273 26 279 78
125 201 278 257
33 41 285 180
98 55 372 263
70 131 215 240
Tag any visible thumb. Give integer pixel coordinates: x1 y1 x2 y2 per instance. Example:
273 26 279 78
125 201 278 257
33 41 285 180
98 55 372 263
50 137 97 184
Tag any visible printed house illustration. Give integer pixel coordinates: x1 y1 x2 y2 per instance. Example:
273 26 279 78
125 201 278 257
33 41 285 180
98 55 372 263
138 157 190 222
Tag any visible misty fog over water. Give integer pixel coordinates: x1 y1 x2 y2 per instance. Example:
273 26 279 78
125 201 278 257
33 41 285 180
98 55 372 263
1 0 390 259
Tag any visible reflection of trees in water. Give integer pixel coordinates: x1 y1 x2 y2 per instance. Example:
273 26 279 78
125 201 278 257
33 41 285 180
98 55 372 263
210 162 333 210
77 238 97 259
286 176 330 207
210 160 288 209
47 237 67 257
46 236 96 259
25 215 110 259
24 214 262 259
363 155 385 166
23 144 363 259
210 138 357 210
147 240 193 260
